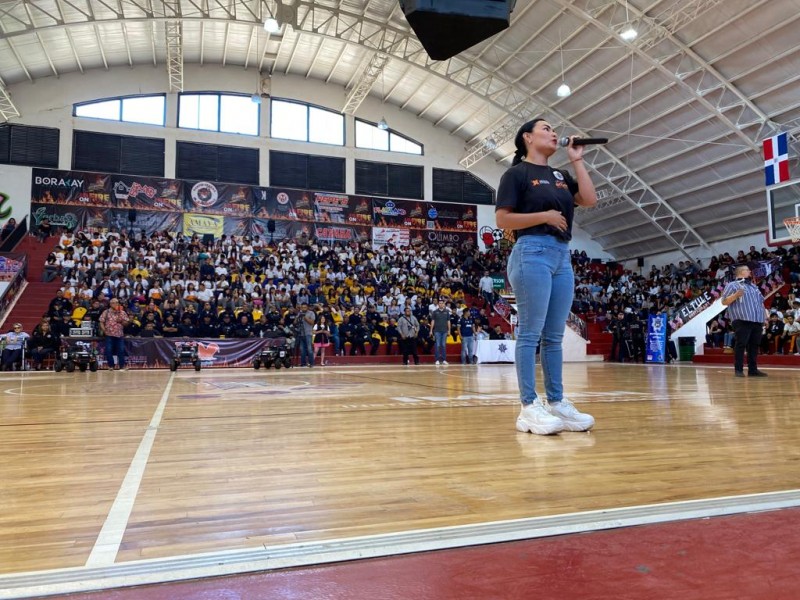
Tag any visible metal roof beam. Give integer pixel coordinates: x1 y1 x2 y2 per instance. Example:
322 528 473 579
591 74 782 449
0 81 20 120
342 50 388 115
163 0 183 91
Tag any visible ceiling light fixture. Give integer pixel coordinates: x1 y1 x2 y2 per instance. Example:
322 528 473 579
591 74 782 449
620 0 638 41
377 64 389 131
264 17 280 33
556 28 571 98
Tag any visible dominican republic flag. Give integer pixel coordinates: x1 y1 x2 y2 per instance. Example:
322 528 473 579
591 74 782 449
763 132 789 186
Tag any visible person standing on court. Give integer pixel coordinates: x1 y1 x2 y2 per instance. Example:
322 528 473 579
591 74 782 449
296 302 316 368
720 264 768 377
398 307 420 366
99 298 131 370
429 298 451 365
495 119 598 435
459 311 476 365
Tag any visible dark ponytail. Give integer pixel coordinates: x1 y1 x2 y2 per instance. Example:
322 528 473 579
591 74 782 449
512 118 544 166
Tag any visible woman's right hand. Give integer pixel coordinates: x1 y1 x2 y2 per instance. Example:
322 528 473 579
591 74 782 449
545 210 568 232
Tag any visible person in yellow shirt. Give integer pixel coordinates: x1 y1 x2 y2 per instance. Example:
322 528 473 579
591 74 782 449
129 264 150 281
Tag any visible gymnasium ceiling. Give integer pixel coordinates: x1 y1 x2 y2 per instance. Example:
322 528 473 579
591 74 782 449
1 0 800 260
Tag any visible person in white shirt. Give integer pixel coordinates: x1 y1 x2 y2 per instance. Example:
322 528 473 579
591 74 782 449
196 282 214 304
779 315 800 355
479 271 495 308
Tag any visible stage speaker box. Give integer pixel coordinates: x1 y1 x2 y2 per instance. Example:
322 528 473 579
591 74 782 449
637 257 645 267
127 209 137 223
267 219 276 233
399 0 517 60
202 233 215 246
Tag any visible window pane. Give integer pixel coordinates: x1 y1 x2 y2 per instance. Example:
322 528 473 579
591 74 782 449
309 106 344 145
178 95 200 129
355 120 388 151
220 95 259 136
198 95 219 131
122 96 165 126
271 100 308 141
390 133 422 155
75 100 121 121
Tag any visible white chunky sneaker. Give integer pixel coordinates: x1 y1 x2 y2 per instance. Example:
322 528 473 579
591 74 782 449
547 398 595 432
516 399 564 435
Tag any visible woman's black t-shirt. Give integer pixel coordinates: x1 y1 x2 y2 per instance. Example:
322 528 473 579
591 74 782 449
495 162 579 242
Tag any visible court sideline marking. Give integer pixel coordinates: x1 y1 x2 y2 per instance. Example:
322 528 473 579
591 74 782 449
84 372 176 567
2 489 800 599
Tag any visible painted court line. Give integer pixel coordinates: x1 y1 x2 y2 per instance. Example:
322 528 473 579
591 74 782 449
3 489 800 599
84 373 176 568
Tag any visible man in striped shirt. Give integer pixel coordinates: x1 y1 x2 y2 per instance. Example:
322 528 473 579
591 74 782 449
721 265 768 377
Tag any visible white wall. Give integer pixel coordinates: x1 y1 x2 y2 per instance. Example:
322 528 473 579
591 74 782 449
5 64 605 251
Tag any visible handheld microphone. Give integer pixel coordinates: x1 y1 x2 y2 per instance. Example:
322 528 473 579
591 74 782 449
559 137 609 147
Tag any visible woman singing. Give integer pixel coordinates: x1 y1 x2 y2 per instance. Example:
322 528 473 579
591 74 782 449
495 119 598 435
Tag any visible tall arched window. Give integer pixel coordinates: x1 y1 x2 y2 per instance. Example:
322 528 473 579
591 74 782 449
73 95 166 126
270 99 345 146
355 119 423 155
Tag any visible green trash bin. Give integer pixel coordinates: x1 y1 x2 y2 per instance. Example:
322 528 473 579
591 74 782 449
678 337 696 361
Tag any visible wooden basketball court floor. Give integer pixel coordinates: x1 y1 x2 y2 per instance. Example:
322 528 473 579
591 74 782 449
2 362 800 598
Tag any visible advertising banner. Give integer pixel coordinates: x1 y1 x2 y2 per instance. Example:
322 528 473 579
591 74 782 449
313 192 351 224
30 203 109 232
410 229 477 250
429 201 478 232
372 227 410 248
372 198 427 229
31 169 112 207
110 209 182 237
183 213 224 237
313 223 370 245
251 217 304 243
345 196 374 226
223 216 252 238
121 337 287 369
254 188 313 221
676 291 713 323
183 180 254 216
111 176 183 212
645 313 668 364
0 164 33 224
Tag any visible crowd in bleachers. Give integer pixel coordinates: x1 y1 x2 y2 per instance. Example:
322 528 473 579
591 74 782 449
18 224 800 369
30 227 513 368
570 244 800 362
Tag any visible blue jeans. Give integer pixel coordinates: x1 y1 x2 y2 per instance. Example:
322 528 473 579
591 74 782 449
433 331 448 362
299 334 314 366
461 335 475 364
507 235 573 405
105 336 126 369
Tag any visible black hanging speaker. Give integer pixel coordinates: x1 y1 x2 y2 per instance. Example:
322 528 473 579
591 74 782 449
128 209 137 223
398 0 517 61
267 219 276 233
